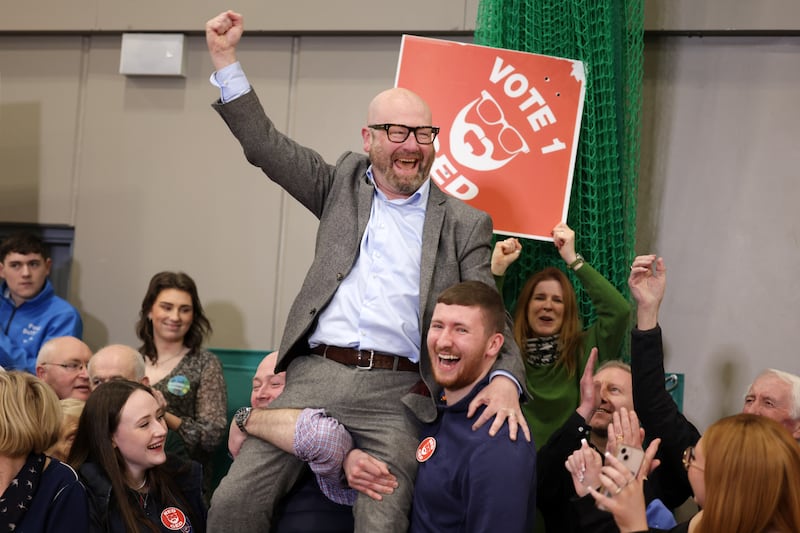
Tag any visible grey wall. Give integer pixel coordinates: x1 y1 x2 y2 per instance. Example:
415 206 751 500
636 34 800 428
1 3 799 433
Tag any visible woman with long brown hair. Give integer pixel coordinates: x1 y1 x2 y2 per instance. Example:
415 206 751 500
493 223 630 447
135 271 226 490
69 380 206 532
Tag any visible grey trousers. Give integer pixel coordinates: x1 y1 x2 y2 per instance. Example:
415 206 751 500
208 354 424 532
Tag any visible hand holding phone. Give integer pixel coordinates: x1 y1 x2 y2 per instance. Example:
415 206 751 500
601 445 645 500
615 445 645 476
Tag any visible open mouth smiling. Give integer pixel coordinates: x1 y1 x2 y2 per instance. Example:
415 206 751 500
438 353 460 367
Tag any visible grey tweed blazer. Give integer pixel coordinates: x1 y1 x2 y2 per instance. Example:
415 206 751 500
213 90 526 422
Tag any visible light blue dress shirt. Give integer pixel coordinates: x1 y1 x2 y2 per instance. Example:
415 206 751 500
308 170 430 362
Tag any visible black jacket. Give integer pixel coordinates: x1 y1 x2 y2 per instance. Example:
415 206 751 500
536 326 701 533
79 455 206 532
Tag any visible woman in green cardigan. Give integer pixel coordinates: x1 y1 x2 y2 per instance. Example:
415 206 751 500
492 223 630 449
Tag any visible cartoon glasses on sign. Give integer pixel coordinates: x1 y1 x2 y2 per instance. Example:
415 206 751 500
449 89 530 172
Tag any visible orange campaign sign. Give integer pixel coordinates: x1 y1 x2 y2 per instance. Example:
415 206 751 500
395 36 586 241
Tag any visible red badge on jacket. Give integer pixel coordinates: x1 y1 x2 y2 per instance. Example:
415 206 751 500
161 506 190 531
416 436 437 462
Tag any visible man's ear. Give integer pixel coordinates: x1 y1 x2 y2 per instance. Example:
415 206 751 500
362 127 372 153
35 365 46 379
485 332 504 360
141 376 150 386
44 257 53 276
791 419 800 442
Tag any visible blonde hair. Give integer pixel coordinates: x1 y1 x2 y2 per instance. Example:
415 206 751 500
60 398 85 420
0 372 62 455
695 414 800 533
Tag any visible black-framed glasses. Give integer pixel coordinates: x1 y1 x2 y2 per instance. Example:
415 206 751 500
41 361 86 373
682 446 704 472
368 123 439 145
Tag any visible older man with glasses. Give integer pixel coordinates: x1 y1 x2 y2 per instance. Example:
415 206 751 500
35 336 92 400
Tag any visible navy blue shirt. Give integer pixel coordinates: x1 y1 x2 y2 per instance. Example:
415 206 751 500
14 459 89 532
410 376 537 533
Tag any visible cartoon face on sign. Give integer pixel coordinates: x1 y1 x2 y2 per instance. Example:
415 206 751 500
396 35 586 240
450 90 530 172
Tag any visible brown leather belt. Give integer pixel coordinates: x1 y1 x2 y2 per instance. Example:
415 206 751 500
311 344 419 372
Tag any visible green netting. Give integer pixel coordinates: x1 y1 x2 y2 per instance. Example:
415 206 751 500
476 0 643 352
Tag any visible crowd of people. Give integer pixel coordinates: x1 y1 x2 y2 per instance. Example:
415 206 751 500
0 232 224 530
1 8 799 533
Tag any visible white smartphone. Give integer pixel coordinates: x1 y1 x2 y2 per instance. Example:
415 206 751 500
615 445 645 476
600 445 646 502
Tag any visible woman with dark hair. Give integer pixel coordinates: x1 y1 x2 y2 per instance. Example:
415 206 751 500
69 380 206 532
492 223 630 447
134 272 226 488
0 371 88 531
587 413 800 533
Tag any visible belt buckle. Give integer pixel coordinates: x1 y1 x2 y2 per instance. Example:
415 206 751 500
356 349 374 370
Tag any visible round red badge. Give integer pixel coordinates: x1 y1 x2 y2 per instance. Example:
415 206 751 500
161 507 188 531
416 436 436 462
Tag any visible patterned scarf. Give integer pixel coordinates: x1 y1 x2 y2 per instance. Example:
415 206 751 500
525 335 560 367
0 453 44 529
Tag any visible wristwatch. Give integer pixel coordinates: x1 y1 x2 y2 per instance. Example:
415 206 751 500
567 253 585 271
234 406 253 433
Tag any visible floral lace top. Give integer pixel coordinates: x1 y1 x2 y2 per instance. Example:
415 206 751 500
150 349 227 463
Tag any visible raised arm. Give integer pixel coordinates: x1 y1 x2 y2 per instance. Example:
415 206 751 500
205 10 244 70
573 265 630 369
552 222 580 267
491 237 522 277
628 254 665 330
629 255 700 507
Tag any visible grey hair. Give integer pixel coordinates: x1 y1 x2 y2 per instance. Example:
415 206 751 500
596 359 631 374
88 344 146 382
750 369 800 420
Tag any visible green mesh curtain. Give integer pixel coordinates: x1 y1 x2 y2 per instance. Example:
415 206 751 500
475 0 644 348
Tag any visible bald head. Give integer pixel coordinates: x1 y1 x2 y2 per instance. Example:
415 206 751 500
367 87 432 125
251 351 285 408
35 336 92 400
37 336 91 367
88 344 147 390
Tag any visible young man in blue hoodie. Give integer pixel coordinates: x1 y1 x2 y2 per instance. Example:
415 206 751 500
0 232 82 373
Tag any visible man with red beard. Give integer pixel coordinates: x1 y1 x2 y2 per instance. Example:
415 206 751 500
205 11 527 532
410 281 536 533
